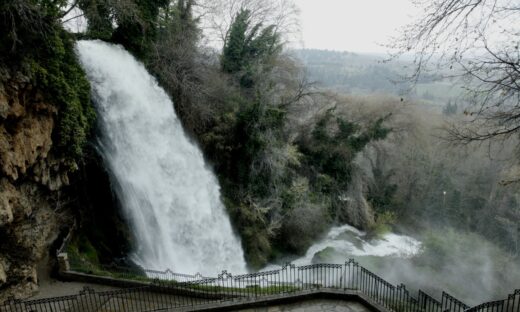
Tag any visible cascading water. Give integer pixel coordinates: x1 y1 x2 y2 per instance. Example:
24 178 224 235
76 40 247 275
292 224 421 265
263 224 421 271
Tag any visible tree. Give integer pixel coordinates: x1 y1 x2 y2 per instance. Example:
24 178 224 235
221 9 281 88
78 0 169 57
392 0 520 152
147 0 207 132
0 0 65 56
297 108 391 222
197 0 299 47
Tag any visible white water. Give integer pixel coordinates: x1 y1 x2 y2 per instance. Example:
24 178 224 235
76 40 247 275
293 224 421 265
263 224 421 271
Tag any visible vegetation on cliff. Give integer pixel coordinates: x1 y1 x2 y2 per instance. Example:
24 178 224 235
1 0 95 167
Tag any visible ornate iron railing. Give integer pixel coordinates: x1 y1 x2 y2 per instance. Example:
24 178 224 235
1 259 519 312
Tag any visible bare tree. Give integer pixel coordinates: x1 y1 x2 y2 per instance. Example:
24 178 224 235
391 0 520 146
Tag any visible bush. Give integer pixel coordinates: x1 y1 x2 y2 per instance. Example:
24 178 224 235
368 211 396 239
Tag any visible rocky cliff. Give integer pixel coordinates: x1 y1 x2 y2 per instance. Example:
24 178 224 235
0 67 74 301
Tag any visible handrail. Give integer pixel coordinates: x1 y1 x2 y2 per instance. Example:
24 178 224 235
2 259 518 312
55 220 76 257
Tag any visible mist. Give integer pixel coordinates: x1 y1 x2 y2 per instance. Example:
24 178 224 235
281 89 520 305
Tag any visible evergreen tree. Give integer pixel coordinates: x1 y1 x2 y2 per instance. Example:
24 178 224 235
222 9 251 74
221 9 281 88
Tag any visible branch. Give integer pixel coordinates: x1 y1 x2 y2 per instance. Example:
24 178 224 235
59 0 80 18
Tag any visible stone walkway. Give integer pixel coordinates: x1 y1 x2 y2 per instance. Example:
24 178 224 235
32 279 118 300
33 256 119 300
235 299 371 312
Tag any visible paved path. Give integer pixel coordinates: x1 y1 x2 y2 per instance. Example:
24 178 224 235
235 299 371 312
33 256 118 300
32 279 118 300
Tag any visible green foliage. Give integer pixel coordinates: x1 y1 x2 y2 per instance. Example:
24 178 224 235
367 211 396 239
200 102 240 174
78 0 114 40
111 0 170 58
224 197 272 269
368 168 398 213
0 0 65 57
363 104 520 260
221 9 281 88
221 10 249 74
156 0 199 46
28 32 95 163
1 0 95 166
299 110 390 193
278 198 329 254
80 0 169 58
25 37 93 165
67 234 100 267
198 87 393 266
146 0 202 137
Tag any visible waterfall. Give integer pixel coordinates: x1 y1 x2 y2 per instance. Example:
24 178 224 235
76 40 247 275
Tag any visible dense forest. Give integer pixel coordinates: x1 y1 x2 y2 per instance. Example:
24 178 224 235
0 0 519 304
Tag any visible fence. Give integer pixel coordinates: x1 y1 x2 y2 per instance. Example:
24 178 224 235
2 259 519 312
0 285 224 312
466 290 520 312
67 258 213 284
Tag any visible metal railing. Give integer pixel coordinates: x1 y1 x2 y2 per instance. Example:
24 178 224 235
2 259 519 312
67 257 213 283
466 290 520 312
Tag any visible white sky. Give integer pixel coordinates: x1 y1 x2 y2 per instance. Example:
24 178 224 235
64 0 421 54
294 0 419 53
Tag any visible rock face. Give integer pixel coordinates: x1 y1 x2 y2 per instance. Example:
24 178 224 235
338 167 375 230
0 68 72 301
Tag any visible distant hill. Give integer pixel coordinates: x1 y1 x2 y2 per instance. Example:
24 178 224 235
292 49 463 106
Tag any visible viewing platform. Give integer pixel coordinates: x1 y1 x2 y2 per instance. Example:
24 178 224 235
2 253 518 312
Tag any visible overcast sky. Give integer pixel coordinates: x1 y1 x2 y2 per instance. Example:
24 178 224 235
294 0 419 53
65 0 420 54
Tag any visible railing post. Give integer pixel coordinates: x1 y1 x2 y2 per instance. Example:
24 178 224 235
57 252 70 274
